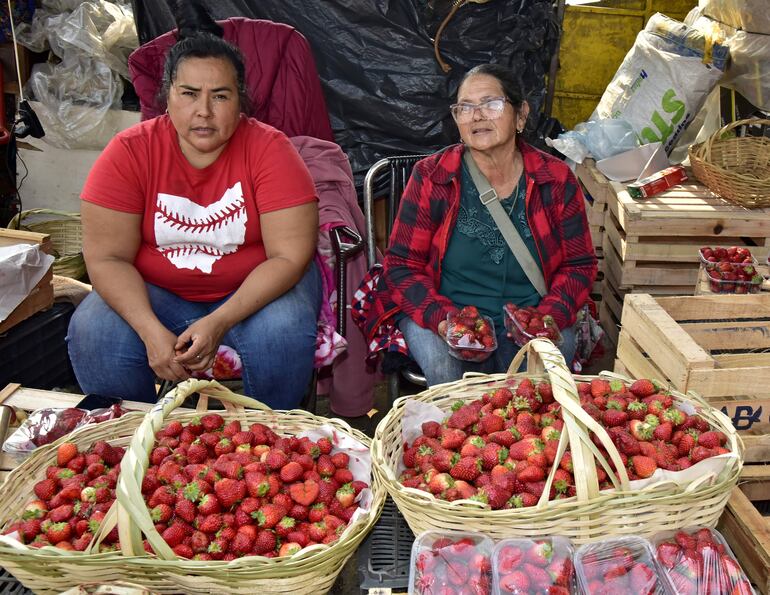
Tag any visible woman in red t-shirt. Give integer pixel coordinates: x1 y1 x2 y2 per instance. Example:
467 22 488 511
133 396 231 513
67 4 321 407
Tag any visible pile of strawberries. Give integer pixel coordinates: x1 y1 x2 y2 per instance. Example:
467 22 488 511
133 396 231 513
655 528 754 595
503 304 562 344
445 306 496 362
5 415 368 560
4 440 124 550
412 533 492 595
494 537 574 594
398 376 729 509
575 537 667 595
700 246 762 294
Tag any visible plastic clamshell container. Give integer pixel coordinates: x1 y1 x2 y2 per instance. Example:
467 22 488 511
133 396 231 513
502 303 563 347
698 247 757 271
409 530 495 595
574 535 670 595
651 526 757 595
492 536 576 594
444 313 497 363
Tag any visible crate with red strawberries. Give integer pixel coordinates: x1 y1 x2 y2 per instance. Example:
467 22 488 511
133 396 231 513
409 530 494 595
445 306 497 362
574 536 670 595
653 527 756 595
698 246 762 294
503 303 563 346
492 536 575 594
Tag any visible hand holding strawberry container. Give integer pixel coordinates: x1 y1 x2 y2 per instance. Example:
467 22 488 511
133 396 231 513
492 536 575 594
653 527 756 595
445 306 497 363
503 303 563 346
409 530 494 595
575 536 669 595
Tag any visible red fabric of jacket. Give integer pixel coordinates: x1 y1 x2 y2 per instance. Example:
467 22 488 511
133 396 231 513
362 141 598 342
128 17 334 142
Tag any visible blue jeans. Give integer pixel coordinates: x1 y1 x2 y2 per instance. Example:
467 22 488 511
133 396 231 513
398 317 577 386
67 263 322 408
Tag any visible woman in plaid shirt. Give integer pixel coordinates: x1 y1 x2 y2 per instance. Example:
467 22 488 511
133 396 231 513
360 64 597 385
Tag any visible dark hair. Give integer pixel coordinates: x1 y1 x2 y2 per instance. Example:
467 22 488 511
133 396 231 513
158 0 249 111
459 64 526 110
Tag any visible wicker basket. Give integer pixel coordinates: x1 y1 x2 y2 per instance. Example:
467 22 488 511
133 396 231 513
0 380 385 594
8 208 85 279
689 117 770 209
371 339 743 544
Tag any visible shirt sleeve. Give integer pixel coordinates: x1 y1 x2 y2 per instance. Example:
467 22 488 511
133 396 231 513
251 131 317 214
81 134 146 214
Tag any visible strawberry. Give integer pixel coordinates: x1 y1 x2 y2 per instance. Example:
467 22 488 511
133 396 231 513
628 562 656 591
656 541 680 569
590 378 611 399
629 420 653 441
447 405 480 430
480 443 507 470
56 442 79 467
330 452 349 468
499 570 530 592
289 479 320 506
629 379 656 398
508 437 544 461
279 461 304 483
174 498 196 523
46 522 71 544
698 431 725 449
691 445 715 463
265 449 289 470
214 478 246 509
652 421 673 441
630 455 657 479
602 409 628 427
626 401 648 420
200 414 224 432
449 456 481 481
253 503 283 529
478 414 505 435
335 483 355 508
525 540 554 567
33 479 57 501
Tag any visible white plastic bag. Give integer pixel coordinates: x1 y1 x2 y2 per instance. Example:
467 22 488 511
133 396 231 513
592 13 728 155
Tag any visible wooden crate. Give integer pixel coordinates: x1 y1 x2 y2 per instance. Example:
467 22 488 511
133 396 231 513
575 159 609 257
0 229 54 334
615 293 770 434
718 469 770 594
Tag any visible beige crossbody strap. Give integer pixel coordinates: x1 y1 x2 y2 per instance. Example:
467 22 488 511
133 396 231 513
463 150 547 297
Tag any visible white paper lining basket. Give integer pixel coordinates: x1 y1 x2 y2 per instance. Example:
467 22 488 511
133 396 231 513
371 339 742 543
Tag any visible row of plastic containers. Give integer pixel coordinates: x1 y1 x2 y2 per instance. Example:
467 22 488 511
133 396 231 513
409 525 756 594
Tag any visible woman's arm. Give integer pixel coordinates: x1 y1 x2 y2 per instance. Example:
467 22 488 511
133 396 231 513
81 201 191 381
173 201 318 367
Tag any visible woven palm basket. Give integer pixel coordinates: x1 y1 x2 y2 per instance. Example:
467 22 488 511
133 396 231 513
689 117 770 209
371 339 742 544
0 380 385 595
8 208 85 279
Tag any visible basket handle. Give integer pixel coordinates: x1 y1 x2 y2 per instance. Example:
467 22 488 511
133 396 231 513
697 117 770 163
113 379 272 559
507 340 631 507
8 208 81 230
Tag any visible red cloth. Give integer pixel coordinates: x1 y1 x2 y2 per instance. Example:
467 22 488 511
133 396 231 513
360 141 597 342
128 17 334 142
81 114 316 302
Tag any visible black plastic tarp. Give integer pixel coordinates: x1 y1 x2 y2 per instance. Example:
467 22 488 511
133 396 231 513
130 0 559 184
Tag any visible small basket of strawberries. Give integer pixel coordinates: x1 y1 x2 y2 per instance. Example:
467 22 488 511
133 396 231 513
0 380 385 595
444 306 497 363
370 338 742 544
503 303 563 346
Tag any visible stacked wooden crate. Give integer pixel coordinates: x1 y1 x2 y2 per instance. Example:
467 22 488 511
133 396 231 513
600 177 770 345
575 159 609 300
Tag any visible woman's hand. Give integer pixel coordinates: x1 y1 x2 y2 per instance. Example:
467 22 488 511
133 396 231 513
143 326 191 381
437 319 449 339
173 314 228 373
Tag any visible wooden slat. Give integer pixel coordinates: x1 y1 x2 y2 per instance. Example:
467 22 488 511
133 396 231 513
679 321 770 352
741 464 770 483
621 294 714 389
741 434 770 464
715 353 770 368
718 488 770 595
657 293 770 320
0 385 153 412
575 159 611 206
615 331 670 385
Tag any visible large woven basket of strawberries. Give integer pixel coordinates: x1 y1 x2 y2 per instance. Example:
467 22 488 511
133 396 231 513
0 379 384 594
371 338 742 543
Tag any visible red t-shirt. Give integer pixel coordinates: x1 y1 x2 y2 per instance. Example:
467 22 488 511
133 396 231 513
82 115 317 301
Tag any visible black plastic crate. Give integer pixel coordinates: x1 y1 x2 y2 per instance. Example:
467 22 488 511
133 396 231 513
357 497 414 593
0 302 77 390
0 568 32 595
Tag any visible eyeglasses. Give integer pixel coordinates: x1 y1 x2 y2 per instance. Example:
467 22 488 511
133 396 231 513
450 97 510 123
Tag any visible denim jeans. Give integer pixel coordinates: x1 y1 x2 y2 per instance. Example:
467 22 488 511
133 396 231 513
398 317 577 386
67 263 322 408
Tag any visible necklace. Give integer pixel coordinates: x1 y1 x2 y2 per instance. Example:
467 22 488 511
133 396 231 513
504 178 523 217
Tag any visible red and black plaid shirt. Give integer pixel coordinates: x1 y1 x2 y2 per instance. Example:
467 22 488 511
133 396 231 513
360 140 597 344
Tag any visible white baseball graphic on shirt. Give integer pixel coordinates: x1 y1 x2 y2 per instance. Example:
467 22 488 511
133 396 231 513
154 182 247 273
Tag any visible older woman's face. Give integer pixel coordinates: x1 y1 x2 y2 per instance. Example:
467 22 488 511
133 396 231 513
167 56 241 166
455 74 524 153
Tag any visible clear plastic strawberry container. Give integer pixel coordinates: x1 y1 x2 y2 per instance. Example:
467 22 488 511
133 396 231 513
698 246 757 271
502 303 563 347
409 530 495 595
651 526 756 595
444 312 497 363
492 536 576 594
698 247 761 294
574 536 670 595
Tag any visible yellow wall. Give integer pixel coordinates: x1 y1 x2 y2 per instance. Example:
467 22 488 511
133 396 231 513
552 0 697 129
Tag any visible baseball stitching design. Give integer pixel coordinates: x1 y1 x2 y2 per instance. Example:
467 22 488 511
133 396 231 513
154 182 247 273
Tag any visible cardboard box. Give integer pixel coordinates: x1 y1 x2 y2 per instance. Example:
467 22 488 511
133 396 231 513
0 229 54 334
